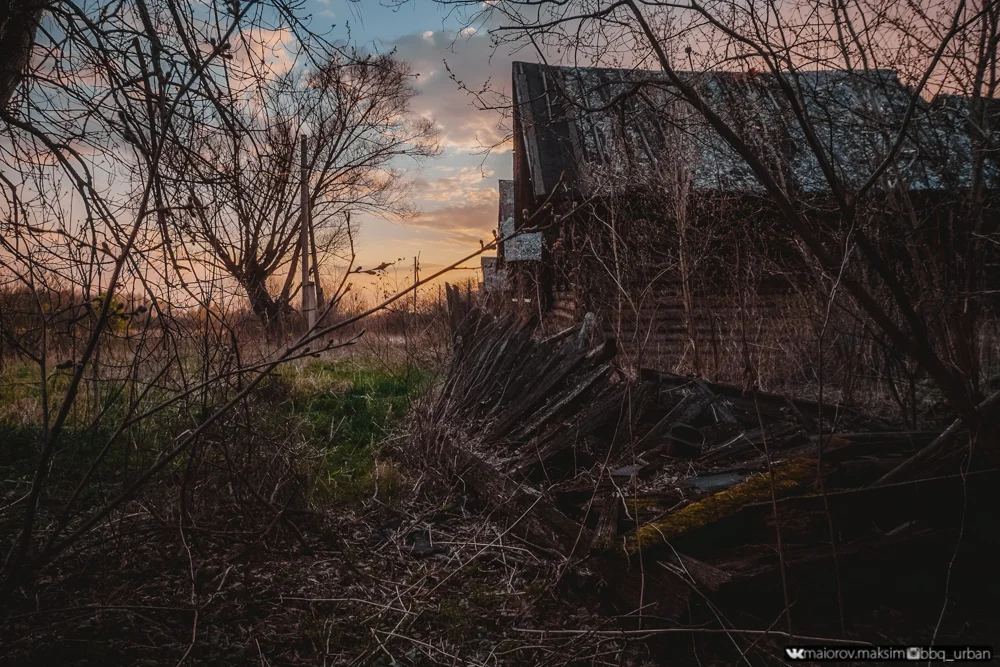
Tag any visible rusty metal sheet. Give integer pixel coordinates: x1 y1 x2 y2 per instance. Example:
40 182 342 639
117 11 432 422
499 180 514 224
498 217 542 261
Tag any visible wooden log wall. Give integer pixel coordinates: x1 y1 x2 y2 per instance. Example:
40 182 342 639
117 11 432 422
550 290 578 330
549 278 808 374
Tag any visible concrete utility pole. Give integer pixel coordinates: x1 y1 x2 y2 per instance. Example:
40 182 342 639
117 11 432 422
300 133 316 328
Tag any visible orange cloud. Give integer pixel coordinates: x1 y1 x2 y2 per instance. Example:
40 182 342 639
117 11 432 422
407 199 497 247
411 166 499 204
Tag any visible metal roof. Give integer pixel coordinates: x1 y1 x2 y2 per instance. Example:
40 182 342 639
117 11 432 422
512 61 999 198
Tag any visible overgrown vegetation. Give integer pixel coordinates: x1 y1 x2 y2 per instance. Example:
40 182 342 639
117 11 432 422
281 359 433 503
3 0 997 660
0 355 432 524
0 347 641 666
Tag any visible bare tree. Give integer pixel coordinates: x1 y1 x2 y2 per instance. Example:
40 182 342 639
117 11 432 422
165 52 440 326
0 0 490 599
0 0 396 595
0 0 44 109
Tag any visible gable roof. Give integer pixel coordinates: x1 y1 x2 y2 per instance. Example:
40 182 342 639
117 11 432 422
512 61 1000 199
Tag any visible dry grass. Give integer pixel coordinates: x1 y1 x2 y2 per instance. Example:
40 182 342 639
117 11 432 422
0 351 661 666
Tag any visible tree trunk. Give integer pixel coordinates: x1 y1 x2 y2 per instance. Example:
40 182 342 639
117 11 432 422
0 0 44 110
243 275 284 329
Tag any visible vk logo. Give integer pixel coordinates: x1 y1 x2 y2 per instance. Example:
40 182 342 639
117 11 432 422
785 648 806 660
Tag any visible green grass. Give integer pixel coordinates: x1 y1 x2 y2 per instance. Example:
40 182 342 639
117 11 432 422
0 357 433 510
0 364 102 491
0 362 139 431
0 360 172 467
0 363 172 513
281 359 433 504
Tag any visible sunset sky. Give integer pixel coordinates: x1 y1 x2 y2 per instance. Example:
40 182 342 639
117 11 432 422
313 2 516 297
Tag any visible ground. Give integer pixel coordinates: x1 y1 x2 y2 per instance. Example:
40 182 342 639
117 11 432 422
2 353 991 666
0 356 642 666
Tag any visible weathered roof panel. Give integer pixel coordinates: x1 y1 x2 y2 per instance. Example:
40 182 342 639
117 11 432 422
499 217 542 262
481 256 506 291
512 61 1000 199
498 180 514 225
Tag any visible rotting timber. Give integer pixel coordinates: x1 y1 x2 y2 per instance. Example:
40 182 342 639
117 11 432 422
427 308 1000 642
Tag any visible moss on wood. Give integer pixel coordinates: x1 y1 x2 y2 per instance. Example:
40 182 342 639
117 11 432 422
625 458 817 553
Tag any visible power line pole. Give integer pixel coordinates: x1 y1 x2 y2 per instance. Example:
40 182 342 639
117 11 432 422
300 133 316 328
413 254 419 315
310 197 324 320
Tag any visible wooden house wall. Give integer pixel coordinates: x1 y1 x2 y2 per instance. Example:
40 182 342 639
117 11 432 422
507 61 1000 366
548 274 799 372
541 188 1000 371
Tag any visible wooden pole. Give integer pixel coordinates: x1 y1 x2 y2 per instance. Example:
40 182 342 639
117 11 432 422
300 133 315 328
310 197 324 317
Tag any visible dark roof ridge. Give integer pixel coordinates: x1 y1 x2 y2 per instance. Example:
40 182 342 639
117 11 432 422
512 60 900 82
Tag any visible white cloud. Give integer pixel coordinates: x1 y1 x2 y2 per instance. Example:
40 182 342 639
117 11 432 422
388 29 515 151
412 165 496 204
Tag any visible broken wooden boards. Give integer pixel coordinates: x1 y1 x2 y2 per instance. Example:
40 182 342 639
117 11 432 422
423 308 999 634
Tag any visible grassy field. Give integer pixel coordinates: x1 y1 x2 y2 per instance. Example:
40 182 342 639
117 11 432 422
0 352 477 664
279 358 432 503
0 354 433 517
0 343 629 666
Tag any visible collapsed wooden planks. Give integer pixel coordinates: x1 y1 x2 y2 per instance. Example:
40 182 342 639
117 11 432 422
425 308 998 629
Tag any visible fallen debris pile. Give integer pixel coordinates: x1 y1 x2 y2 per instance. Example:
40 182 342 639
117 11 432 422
426 309 1000 641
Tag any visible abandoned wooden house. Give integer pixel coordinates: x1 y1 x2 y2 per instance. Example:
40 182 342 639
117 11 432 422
487 61 1000 373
